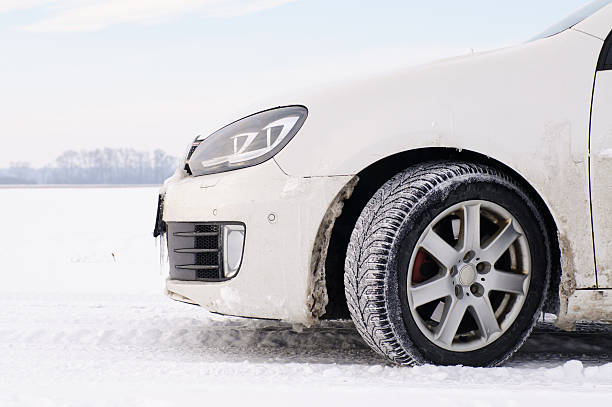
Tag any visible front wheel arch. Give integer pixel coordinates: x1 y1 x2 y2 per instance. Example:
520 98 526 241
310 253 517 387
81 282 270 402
321 148 561 320
343 161 551 366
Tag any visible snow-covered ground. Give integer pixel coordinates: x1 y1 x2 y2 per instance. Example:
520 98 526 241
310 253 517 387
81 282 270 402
1 186 610 406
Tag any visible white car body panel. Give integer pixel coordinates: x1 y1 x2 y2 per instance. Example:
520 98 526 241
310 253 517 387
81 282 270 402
589 71 612 288
275 29 599 290
575 2 612 39
162 5 612 327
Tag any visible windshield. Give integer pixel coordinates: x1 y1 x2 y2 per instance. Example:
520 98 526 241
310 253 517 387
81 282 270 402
532 0 612 40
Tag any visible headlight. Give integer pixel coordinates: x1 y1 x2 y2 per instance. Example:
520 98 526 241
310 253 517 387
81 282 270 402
186 105 307 176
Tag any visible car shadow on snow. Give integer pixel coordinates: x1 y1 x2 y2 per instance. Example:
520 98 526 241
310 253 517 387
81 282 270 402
506 322 612 367
164 318 384 365
167 315 612 367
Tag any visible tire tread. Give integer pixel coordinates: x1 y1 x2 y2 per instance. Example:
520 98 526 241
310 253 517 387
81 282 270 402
344 161 548 365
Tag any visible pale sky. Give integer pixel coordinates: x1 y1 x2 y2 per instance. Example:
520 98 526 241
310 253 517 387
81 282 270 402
0 0 591 167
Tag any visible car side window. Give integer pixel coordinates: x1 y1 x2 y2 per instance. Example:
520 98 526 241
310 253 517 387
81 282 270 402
598 30 612 71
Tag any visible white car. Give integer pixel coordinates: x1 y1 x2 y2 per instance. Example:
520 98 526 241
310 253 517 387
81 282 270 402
155 1 612 366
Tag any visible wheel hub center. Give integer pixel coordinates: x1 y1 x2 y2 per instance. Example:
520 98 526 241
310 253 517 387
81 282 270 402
458 264 477 286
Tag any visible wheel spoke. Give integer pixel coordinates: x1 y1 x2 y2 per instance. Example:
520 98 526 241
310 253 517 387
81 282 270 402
482 220 521 263
462 203 481 250
419 229 458 270
488 268 528 295
410 276 454 307
435 299 467 346
405 198 532 352
470 297 501 340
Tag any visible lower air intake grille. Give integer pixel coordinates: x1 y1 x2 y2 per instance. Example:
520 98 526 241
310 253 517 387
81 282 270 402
167 222 224 281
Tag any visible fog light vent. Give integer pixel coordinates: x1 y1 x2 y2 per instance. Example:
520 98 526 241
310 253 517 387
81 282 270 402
167 222 245 281
223 224 245 279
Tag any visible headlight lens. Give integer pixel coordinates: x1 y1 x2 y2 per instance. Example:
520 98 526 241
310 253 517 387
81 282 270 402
187 105 308 176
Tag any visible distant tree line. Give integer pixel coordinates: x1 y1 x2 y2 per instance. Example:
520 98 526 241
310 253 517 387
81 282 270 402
0 148 178 184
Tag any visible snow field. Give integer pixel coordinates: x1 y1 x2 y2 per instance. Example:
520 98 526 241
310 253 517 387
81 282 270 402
0 187 610 406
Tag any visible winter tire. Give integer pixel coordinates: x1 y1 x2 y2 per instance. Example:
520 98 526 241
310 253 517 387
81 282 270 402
344 161 551 366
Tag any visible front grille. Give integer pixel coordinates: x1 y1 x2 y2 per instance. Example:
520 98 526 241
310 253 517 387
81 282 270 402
153 195 167 238
184 142 202 175
196 251 218 265
186 145 198 159
167 222 224 281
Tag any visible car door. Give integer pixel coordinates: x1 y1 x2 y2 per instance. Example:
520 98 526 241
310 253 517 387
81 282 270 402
589 29 612 288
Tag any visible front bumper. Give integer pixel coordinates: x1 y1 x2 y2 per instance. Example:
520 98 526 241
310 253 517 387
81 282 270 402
161 159 353 325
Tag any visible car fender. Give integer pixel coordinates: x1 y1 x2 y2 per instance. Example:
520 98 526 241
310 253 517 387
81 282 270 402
274 29 602 299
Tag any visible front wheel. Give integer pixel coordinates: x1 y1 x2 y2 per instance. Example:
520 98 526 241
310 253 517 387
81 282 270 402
344 161 550 366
